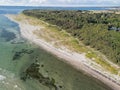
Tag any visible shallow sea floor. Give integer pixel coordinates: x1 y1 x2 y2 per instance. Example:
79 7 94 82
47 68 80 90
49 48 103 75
0 15 112 90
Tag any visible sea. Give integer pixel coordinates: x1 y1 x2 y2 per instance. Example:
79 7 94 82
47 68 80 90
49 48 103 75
0 6 112 90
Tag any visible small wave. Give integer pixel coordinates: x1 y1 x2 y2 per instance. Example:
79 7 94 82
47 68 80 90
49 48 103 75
0 75 6 80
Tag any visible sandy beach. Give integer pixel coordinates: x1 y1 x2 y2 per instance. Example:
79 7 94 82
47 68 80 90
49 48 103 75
6 14 120 90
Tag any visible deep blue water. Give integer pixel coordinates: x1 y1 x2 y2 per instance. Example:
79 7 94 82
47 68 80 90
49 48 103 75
0 6 112 14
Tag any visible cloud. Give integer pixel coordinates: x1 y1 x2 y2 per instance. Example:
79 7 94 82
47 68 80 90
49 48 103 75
0 0 120 6
57 0 73 3
55 0 120 5
42 0 120 6
0 0 47 6
29 0 47 4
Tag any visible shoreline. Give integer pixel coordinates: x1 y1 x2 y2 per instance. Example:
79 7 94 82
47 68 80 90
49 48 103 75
6 14 120 90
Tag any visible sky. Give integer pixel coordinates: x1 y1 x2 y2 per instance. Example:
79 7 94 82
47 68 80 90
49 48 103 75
0 0 120 6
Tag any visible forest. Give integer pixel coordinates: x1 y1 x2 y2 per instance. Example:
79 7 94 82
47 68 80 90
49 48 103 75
23 10 120 65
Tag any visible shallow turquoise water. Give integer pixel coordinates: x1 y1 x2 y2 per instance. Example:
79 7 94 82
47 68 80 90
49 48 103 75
0 15 112 90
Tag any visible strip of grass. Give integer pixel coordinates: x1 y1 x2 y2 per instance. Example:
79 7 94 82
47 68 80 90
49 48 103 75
86 52 118 74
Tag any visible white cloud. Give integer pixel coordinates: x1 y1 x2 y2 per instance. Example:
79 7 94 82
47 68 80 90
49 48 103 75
0 0 25 5
0 0 120 6
29 0 47 4
58 0 73 3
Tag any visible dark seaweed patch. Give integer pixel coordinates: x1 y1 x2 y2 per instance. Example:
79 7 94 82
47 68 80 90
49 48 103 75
1 30 16 41
13 49 34 60
21 62 58 90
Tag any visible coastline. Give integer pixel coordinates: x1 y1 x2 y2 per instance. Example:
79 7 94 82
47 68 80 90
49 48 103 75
6 14 120 90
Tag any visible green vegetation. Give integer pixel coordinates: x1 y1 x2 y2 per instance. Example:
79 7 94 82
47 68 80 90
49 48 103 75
23 10 120 65
86 52 118 74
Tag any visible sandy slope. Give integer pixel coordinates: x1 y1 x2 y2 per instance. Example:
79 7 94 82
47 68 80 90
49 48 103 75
6 14 120 90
